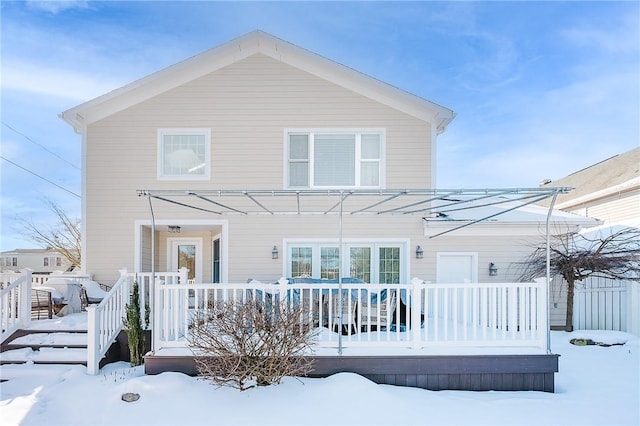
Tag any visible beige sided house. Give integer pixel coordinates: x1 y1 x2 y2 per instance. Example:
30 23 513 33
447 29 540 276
52 30 605 390
540 146 640 226
540 147 639 332
60 30 592 288
0 248 71 274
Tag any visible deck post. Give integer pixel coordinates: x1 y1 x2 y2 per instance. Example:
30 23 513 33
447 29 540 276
410 278 422 348
153 276 162 353
86 305 99 374
178 267 189 284
20 269 33 326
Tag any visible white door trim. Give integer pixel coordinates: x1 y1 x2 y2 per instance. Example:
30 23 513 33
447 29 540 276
134 219 229 283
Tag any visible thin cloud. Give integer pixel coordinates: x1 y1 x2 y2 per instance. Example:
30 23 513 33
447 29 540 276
2 60 123 102
562 12 640 55
25 0 90 14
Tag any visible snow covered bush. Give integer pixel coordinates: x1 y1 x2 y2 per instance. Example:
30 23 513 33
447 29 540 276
187 297 318 390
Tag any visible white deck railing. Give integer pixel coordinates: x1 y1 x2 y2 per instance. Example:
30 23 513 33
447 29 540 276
0 270 33 343
86 269 132 374
86 268 188 374
152 278 548 354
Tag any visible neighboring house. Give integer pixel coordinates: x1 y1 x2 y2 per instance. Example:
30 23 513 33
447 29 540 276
0 248 71 274
540 147 640 333
540 146 640 226
51 30 601 389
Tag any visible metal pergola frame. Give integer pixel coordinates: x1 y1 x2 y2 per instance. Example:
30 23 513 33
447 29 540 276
138 187 572 353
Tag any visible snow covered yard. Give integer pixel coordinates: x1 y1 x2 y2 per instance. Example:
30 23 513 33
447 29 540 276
1 331 638 426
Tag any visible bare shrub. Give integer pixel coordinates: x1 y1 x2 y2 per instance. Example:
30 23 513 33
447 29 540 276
187 297 318 390
518 227 640 331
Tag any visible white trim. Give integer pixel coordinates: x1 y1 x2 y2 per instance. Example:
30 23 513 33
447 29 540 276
167 238 203 283
430 123 437 188
436 252 478 283
60 31 455 133
554 177 640 210
157 128 211 181
134 219 229 283
80 122 88 273
284 128 386 189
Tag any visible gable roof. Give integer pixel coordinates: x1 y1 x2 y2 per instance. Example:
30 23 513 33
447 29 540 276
539 147 640 208
60 30 455 134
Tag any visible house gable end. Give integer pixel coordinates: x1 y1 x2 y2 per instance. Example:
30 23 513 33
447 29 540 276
60 30 454 133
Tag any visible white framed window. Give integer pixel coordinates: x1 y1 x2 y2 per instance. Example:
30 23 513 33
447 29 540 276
43 257 49 267
285 129 384 189
286 241 405 283
158 128 211 180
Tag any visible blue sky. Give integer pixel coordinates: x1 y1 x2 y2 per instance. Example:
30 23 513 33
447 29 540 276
1 1 638 251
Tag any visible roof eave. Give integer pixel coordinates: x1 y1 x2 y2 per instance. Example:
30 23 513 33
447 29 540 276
59 30 455 132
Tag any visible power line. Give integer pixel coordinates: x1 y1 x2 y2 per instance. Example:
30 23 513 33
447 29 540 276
0 155 81 198
1 121 80 170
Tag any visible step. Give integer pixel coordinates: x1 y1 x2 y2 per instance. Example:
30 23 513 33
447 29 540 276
0 347 87 365
4 332 87 350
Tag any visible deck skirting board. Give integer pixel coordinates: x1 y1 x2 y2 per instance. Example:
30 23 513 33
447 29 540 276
143 353 559 392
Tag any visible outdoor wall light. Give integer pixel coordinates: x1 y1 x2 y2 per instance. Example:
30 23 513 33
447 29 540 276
272 245 279 259
415 245 424 259
168 225 181 234
489 262 498 276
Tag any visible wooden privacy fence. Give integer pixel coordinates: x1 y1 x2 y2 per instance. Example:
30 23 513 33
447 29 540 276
574 277 640 335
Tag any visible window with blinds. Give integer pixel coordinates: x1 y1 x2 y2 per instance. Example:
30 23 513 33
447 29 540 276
287 130 383 188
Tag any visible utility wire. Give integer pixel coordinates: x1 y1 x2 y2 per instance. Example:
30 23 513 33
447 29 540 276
1 121 80 170
0 155 81 198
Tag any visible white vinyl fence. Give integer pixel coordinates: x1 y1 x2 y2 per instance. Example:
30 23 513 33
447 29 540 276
573 277 640 335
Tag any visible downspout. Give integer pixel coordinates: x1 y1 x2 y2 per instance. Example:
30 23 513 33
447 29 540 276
545 191 559 354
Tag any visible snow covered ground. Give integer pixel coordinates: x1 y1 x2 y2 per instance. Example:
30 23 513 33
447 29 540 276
1 330 638 426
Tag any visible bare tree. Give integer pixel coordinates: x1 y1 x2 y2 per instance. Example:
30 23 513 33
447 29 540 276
188 297 318 390
517 227 640 331
19 199 81 268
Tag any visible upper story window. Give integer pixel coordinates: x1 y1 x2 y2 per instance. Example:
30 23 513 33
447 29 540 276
286 130 384 189
158 129 211 180
3 257 17 267
43 256 62 267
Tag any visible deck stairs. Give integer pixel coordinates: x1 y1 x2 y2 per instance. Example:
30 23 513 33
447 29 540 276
1 328 89 366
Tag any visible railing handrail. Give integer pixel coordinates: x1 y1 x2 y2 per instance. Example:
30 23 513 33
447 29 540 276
153 278 548 354
0 269 32 343
86 268 132 375
87 268 188 375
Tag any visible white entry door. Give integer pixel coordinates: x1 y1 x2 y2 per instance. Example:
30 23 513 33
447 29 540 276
168 238 203 283
437 252 478 283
